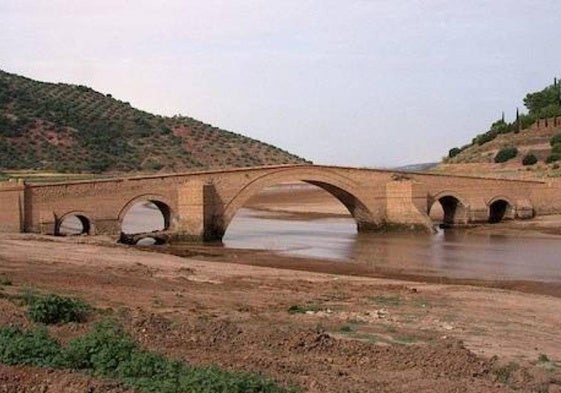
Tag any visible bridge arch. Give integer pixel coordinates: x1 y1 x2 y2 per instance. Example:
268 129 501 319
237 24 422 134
428 191 468 226
118 194 175 234
215 167 380 240
487 196 515 223
55 211 93 236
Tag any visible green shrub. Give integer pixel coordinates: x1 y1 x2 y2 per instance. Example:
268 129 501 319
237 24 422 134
448 147 461 158
338 324 356 333
552 144 561 155
0 321 295 393
494 361 519 384
0 326 66 367
494 147 518 163
473 131 497 146
27 294 91 324
546 154 561 164
522 153 538 166
287 304 320 314
550 134 561 146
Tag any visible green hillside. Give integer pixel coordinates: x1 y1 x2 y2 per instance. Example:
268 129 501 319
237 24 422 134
445 78 561 166
0 70 309 173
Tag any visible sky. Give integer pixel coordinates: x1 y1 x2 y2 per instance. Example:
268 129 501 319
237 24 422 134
1 1 560 167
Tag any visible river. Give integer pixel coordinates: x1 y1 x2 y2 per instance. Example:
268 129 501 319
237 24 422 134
59 189 561 286
223 208 561 283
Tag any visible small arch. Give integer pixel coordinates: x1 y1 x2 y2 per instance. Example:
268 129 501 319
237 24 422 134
428 192 468 227
119 194 174 235
487 197 514 223
56 212 92 236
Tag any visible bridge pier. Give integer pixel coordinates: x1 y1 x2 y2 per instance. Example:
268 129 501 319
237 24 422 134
170 181 209 241
0 180 25 233
384 180 433 231
514 199 534 219
467 200 488 223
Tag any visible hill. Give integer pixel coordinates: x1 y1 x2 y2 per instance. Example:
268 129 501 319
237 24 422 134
439 78 561 179
0 70 309 174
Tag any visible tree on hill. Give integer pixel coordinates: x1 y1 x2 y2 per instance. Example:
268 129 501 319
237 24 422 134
446 77 561 161
524 83 561 117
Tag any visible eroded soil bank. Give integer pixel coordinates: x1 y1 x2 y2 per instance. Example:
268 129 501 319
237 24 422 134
0 235 560 392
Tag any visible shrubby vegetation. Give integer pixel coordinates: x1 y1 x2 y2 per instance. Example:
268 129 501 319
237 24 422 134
0 321 295 393
448 147 462 158
522 153 537 166
25 293 91 324
550 133 561 146
448 78 561 160
0 326 68 368
0 70 309 173
494 147 518 163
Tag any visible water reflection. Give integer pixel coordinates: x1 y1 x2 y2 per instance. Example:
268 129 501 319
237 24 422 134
223 208 561 283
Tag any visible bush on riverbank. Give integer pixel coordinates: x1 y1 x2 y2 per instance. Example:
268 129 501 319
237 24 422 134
0 321 295 393
25 293 91 325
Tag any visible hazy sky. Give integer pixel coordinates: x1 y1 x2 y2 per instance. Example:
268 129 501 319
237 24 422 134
1 1 560 167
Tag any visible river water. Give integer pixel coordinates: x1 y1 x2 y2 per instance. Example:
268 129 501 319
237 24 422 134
58 197 561 286
223 208 561 284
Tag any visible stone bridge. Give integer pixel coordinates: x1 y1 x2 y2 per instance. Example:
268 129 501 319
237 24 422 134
0 164 557 242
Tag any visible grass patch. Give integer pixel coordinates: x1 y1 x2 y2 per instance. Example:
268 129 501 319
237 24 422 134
384 325 397 334
494 361 519 384
352 333 388 344
393 335 419 345
537 353 557 371
287 304 321 315
0 321 295 393
24 292 91 324
538 353 549 363
410 298 433 308
338 324 356 334
0 326 67 367
0 275 12 286
368 295 401 307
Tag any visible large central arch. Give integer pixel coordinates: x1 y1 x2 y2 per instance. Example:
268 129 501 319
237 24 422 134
212 167 380 240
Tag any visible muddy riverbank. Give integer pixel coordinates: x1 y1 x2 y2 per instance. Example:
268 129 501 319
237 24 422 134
0 234 560 392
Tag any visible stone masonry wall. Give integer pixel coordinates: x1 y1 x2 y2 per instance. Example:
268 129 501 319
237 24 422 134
1 165 554 240
0 180 24 232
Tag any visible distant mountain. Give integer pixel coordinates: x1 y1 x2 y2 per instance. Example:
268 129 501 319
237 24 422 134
0 70 309 173
393 162 439 172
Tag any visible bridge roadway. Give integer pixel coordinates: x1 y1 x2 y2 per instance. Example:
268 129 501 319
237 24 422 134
1 164 558 241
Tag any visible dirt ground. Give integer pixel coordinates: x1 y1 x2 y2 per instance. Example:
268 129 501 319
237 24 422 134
0 184 560 392
0 233 560 392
